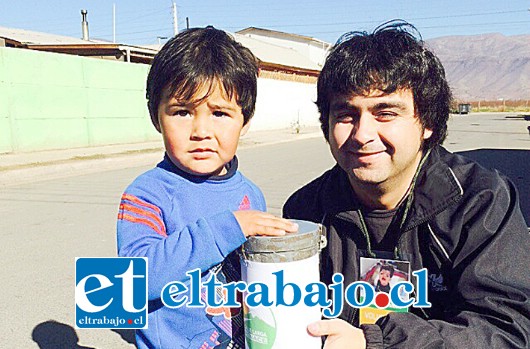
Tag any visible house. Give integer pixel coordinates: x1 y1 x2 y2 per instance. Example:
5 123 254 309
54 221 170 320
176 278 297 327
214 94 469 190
0 26 158 64
0 24 327 153
236 27 331 70
0 24 331 81
234 33 322 83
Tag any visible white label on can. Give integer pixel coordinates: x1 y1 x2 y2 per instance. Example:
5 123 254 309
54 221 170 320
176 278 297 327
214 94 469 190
241 255 321 349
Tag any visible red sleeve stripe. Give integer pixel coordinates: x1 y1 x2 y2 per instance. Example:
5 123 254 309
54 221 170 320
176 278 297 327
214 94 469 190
119 213 168 237
121 194 162 215
120 203 165 235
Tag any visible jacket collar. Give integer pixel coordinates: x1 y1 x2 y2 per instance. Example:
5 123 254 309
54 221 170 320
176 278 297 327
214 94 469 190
321 146 463 230
158 154 239 183
402 146 463 230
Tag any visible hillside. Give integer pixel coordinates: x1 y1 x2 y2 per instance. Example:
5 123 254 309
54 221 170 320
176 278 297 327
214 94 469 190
426 33 530 101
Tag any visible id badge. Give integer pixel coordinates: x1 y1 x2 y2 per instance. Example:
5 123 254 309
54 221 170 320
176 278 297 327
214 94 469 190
358 251 411 325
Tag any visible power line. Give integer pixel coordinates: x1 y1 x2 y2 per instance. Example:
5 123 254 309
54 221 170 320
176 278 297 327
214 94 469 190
288 20 530 39
96 15 172 33
2 3 528 45
0 6 170 33
97 26 174 38
116 7 171 24
223 9 529 30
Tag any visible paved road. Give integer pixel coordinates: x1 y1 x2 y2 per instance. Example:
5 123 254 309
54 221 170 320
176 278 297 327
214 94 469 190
1 112 528 348
0 137 335 348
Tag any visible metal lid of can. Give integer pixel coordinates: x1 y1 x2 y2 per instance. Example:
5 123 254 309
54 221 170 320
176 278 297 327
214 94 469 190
240 220 327 263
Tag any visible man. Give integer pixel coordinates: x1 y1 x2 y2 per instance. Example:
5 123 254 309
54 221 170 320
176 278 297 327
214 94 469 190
283 21 529 349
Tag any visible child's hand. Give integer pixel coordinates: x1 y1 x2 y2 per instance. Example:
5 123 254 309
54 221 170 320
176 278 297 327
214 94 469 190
233 211 298 237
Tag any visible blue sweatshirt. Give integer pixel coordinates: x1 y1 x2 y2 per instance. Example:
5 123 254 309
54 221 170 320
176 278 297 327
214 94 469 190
117 155 266 348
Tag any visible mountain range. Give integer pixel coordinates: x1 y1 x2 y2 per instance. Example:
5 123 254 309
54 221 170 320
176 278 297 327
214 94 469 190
426 33 530 101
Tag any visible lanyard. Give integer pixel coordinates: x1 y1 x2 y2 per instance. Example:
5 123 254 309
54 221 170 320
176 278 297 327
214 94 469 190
357 148 431 259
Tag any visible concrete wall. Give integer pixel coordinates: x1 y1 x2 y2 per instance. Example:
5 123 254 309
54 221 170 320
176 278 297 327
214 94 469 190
0 47 320 154
0 47 159 154
254 78 320 130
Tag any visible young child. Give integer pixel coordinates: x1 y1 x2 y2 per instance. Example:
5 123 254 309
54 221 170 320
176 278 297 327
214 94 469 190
117 27 298 349
374 264 394 294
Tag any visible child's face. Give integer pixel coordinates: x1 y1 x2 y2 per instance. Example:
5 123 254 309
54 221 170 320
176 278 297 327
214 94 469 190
379 269 391 286
157 81 249 176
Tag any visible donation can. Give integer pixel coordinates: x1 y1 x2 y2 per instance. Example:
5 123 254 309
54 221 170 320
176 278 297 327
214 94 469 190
240 220 327 349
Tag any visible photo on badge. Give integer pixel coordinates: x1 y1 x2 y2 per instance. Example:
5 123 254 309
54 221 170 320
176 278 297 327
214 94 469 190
358 257 410 325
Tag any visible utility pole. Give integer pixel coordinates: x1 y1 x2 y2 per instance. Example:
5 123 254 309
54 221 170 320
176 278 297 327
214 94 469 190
112 3 116 43
172 2 178 36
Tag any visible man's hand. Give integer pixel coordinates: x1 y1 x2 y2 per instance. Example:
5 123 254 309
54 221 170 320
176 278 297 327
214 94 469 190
307 319 366 349
233 211 298 237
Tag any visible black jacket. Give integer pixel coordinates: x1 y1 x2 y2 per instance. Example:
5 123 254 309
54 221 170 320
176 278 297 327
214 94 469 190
283 146 529 349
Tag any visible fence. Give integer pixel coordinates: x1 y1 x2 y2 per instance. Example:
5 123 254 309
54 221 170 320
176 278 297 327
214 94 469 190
457 100 530 113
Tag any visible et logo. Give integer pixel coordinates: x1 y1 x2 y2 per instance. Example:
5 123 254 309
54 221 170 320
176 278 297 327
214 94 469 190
75 257 147 329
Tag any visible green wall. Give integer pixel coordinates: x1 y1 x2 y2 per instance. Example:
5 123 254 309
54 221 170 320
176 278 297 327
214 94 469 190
0 47 160 154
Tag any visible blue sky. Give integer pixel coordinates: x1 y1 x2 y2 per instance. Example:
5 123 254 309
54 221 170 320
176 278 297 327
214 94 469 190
1 0 529 45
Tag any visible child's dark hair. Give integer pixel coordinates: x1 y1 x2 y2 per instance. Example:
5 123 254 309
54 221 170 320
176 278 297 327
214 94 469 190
317 20 452 149
380 264 395 278
146 26 259 129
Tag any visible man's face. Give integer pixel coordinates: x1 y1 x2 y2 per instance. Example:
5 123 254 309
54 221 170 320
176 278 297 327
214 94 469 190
328 88 432 189
157 81 249 176
379 269 392 286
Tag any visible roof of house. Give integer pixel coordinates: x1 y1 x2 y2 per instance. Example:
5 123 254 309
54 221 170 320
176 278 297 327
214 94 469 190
0 26 322 74
0 26 158 63
0 25 108 46
233 33 321 73
236 27 329 46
